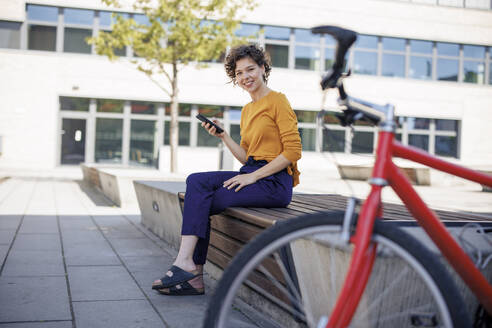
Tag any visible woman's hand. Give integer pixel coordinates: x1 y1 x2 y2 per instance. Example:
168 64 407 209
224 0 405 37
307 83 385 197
201 119 225 138
223 173 258 192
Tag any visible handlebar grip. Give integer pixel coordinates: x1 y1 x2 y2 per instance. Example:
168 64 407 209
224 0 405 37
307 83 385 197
312 26 357 89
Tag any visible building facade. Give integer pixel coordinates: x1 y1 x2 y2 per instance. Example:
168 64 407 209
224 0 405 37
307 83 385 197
1 0 492 173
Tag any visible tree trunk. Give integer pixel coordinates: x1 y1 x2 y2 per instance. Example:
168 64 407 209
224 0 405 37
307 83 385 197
169 61 179 173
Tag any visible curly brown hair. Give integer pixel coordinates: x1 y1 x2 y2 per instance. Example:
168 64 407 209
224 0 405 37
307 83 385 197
224 44 272 85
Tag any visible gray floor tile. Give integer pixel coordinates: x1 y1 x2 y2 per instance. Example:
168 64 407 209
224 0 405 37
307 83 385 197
12 234 61 251
0 230 16 245
2 250 64 276
0 216 21 230
108 238 166 257
0 276 71 322
73 300 164 328
0 245 9 265
122 255 173 274
19 216 58 234
68 266 144 301
64 240 120 266
0 321 72 328
59 219 97 232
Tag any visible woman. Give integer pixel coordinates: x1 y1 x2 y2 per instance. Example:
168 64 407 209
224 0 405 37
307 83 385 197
152 44 302 295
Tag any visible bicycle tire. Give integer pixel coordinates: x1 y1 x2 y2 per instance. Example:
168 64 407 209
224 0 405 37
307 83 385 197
204 211 471 328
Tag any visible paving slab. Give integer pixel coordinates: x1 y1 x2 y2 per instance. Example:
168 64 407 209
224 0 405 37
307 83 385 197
68 266 145 301
108 238 167 257
73 300 164 328
0 230 16 245
18 216 58 234
0 276 71 322
59 218 98 232
0 245 8 265
63 240 120 266
0 216 21 230
0 322 72 328
2 250 64 276
11 234 61 251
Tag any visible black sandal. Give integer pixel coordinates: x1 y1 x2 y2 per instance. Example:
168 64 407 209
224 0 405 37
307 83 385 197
152 265 202 290
157 281 205 296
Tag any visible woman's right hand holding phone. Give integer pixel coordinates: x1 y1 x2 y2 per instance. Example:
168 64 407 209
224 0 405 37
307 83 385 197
202 120 225 138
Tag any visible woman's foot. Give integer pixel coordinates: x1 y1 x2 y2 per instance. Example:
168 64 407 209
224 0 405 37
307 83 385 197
152 262 202 289
157 275 205 296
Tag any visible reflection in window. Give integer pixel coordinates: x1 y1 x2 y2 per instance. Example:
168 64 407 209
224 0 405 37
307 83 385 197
0 21 21 49
463 45 485 59
197 123 220 147
299 128 315 151
325 47 335 70
463 61 485 84
229 108 242 121
353 51 377 75
264 26 290 40
352 131 373 153
60 97 90 111
295 46 320 70
437 58 458 81
198 105 223 118
166 103 191 116
294 110 317 123
323 129 345 152
265 44 288 68
325 35 336 46
130 120 157 167
437 42 459 56
409 134 429 151
382 37 405 51
64 8 94 25
95 118 123 163
133 14 150 26
230 124 241 144
355 35 378 49
436 119 458 131
64 28 92 54
99 11 128 28
435 136 457 157
131 101 156 114
295 28 320 43
409 56 432 80
164 121 190 146
235 23 259 38
28 25 56 51
382 54 405 77
97 99 124 113
407 118 430 130
410 40 433 54
27 5 58 22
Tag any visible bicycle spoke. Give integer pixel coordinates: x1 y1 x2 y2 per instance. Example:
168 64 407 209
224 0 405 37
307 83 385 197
272 251 303 305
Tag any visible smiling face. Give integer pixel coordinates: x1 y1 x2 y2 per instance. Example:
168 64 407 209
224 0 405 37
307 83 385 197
234 57 266 94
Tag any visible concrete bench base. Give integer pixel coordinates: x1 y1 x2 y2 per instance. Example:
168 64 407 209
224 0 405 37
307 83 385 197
337 164 430 185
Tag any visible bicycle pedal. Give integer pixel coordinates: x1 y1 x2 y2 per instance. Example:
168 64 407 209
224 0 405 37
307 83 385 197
410 313 438 327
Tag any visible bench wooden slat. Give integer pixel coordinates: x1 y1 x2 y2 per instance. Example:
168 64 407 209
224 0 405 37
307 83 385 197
211 214 262 243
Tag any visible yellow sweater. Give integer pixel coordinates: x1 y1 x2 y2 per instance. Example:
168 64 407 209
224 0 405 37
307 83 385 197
240 91 302 186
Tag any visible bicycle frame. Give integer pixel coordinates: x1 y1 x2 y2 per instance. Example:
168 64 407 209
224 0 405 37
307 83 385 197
326 129 492 328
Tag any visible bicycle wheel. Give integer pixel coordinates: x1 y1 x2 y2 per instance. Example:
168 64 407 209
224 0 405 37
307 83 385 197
204 211 471 328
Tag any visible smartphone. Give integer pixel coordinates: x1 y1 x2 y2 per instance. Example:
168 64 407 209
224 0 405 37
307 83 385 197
196 114 224 134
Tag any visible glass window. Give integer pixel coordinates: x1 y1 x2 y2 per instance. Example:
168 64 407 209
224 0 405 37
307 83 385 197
325 34 336 46
133 14 150 26
463 61 485 84
352 131 374 153
97 99 124 113
230 124 241 144
410 40 433 54
436 119 457 131
463 45 485 59
325 47 335 70
382 54 405 77
28 25 56 51
323 129 345 152
166 103 191 116
353 51 377 75
294 110 317 123
60 97 90 111
164 121 190 146
197 123 220 147
198 105 223 118
235 23 259 37
131 101 156 114
355 35 378 49
64 8 94 25
409 56 432 80
27 5 58 22
299 128 315 151
409 134 429 151
64 28 92 54
435 136 457 157
382 37 405 51
130 120 157 167
324 111 340 125
437 42 459 56
437 58 458 81
95 118 123 163
407 118 430 130
265 44 288 68
229 108 242 121
295 46 320 70
99 11 129 28
264 26 290 41
295 28 320 43
0 21 21 49
489 63 492 85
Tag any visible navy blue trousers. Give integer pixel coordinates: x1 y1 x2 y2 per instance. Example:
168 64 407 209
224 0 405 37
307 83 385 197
181 157 293 265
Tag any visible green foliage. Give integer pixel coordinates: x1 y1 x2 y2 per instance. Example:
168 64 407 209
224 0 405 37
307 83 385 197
88 0 257 86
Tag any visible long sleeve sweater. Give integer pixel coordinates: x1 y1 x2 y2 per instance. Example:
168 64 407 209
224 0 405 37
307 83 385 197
239 91 302 186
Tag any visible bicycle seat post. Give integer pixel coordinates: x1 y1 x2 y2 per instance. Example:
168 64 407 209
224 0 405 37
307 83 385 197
379 104 396 133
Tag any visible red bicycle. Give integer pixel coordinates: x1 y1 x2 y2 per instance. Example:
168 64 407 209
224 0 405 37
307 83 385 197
204 26 492 328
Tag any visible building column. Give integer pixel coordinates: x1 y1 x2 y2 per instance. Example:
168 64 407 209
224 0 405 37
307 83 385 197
122 100 131 166
85 99 96 163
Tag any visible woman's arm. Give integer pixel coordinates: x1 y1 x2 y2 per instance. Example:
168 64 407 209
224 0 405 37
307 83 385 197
201 121 247 165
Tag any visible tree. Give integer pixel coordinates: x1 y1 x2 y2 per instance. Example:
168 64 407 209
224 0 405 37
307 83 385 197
89 0 256 172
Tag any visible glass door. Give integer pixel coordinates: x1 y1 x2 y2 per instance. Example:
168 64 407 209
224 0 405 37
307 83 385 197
61 118 86 164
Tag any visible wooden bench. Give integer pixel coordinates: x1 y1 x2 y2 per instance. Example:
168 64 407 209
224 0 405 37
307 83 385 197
337 164 430 185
